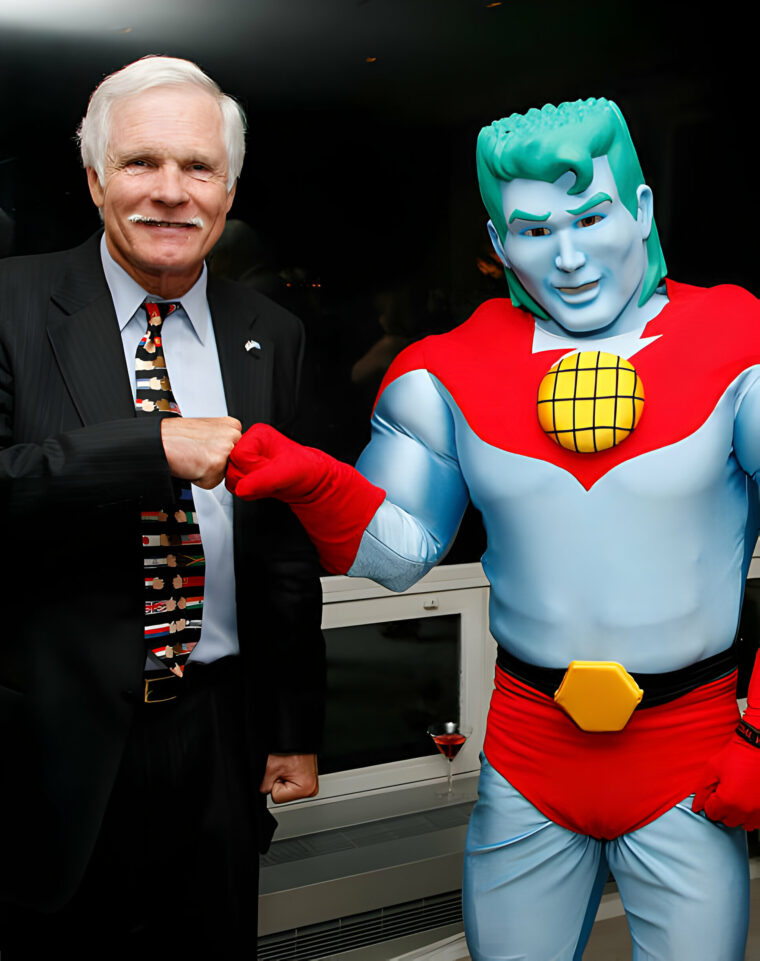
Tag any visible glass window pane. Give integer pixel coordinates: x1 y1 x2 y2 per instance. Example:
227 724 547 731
320 614 460 774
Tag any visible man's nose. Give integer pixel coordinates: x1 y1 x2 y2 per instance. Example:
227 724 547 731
554 231 586 272
151 164 189 206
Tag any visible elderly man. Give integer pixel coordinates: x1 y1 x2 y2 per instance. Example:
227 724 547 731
0 56 324 959
228 98 760 959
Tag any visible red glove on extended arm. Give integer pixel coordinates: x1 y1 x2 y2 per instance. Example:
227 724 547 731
226 424 386 573
692 650 760 828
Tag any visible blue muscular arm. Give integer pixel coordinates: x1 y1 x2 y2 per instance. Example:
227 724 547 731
349 368 471 591
227 366 470 590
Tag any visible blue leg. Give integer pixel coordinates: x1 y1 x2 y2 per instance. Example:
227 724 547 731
607 796 749 961
463 757 604 961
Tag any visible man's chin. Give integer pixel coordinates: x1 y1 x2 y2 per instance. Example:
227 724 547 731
128 237 205 272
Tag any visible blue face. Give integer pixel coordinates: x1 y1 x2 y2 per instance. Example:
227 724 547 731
495 156 651 335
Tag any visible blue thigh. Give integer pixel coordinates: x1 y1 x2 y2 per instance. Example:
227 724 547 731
463 757 606 961
606 796 749 961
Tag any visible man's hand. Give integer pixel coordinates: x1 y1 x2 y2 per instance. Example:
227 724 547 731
260 753 319 804
161 416 242 489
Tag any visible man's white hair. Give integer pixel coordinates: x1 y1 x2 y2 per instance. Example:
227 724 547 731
77 55 246 191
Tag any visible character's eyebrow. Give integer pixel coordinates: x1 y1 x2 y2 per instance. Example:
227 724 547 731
508 208 551 225
566 192 612 216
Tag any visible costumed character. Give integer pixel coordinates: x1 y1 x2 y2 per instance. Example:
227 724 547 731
226 98 760 961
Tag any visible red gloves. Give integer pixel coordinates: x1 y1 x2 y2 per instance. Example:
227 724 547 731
226 424 385 573
692 650 760 829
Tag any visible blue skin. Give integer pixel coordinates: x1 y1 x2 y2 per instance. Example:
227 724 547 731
347 155 759 958
488 156 667 338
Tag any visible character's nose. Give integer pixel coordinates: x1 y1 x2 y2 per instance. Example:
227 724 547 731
151 164 189 206
554 231 586 272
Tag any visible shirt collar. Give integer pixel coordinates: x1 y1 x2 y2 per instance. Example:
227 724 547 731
99 234 209 342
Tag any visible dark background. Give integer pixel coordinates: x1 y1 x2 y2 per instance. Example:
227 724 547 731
0 0 753 560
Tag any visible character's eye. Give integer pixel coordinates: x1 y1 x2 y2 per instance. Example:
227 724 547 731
575 214 603 228
522 226 551 237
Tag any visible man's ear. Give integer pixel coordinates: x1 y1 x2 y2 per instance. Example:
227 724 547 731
487 220 510 269
225 180 237 213
636 184 653 241
86 168 104 209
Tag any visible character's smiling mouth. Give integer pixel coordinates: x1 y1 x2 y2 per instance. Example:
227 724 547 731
128 215 203 228
556 280 599 296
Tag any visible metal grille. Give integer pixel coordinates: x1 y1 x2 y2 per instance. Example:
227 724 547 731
258 890 463 960
262 802 474 868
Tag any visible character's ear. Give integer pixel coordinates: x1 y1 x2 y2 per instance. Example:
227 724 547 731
636 184 653 241
487 220 510 269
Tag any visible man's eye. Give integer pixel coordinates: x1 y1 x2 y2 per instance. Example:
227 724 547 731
523 226 551 237
576 214 603 228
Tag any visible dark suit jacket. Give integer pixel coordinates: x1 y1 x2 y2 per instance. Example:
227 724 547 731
0 233 325 910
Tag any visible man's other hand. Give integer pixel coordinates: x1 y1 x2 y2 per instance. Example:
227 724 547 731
260 753 319 804
161 416 242 489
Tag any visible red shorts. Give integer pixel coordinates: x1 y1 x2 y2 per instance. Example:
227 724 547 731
483 665 739 839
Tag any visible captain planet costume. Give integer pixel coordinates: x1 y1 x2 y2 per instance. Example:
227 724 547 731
226 99 760 959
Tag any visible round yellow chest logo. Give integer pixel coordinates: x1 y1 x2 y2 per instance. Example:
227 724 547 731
537 351 645 453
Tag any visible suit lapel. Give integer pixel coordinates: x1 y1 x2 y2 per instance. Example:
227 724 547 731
46 234 135 425
45 240 273 430
207 278 273 430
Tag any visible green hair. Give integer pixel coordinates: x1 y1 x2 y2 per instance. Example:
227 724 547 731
476 98 667 319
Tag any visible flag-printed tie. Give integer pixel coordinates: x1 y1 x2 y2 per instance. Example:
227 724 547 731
136 302 203 692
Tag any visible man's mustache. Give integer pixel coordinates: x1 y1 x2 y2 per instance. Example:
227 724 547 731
127 215 204 228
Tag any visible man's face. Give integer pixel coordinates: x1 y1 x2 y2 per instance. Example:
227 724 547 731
496 156 650 334
87 85 235 298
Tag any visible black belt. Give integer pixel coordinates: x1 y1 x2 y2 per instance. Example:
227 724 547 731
142 655 240 705
496 644 737 708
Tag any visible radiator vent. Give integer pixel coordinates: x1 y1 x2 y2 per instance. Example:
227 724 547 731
258 890 463 960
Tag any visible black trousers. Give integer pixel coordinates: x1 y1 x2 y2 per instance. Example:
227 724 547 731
1 657 262 960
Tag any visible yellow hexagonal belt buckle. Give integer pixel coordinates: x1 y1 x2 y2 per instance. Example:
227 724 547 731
553 661 644 732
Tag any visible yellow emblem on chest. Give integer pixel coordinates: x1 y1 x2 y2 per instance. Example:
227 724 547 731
537 351 645 453
554 660 644 732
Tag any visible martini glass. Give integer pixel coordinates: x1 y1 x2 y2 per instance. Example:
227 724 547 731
427 721 472 800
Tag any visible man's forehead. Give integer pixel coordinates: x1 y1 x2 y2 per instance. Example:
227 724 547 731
106 86 227 161
500 155 619 221
109 86 223 134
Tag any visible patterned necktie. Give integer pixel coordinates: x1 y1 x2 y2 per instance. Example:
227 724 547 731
136 301 204 699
